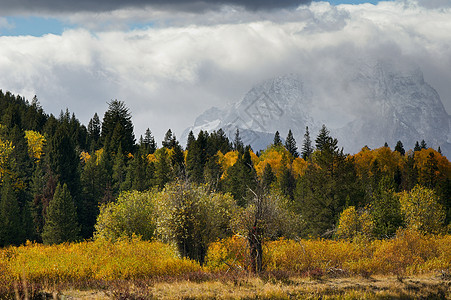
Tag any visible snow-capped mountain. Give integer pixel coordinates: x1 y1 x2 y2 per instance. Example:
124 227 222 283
182 61 451 157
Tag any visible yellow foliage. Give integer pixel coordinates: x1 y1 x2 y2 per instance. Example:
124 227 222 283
80 151 91 163
414 148 451 185
24 130 46 162
219 151 239 179
336 206 374 240
255 146 291 178
292 157 308 177
206 232 451 276
353 146 404 178
399 185 446 234
147 153 157 164
1 238 201 286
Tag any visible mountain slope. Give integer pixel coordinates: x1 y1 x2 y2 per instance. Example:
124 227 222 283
183 62 451 157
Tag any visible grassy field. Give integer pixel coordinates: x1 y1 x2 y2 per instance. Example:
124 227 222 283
1 229 450 299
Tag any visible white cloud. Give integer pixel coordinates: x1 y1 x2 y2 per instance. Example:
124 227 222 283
0 0 450 144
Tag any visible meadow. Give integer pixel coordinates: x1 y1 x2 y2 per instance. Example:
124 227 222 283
1 229 450 299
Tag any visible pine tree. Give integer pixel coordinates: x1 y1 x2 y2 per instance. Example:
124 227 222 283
394 141 405 156
42 183 80 245
261 163 276 191
273 131 282 147
112 146 127 196
285 129 298 158
301 126 313 160
414 141 421 151
186 131 195 150
0 175 23 246
162 129 174 148
87 113 101 151
47 124 81 220
420 139 427 149
234 128 244 153
101 100 135 154
142 128 156 154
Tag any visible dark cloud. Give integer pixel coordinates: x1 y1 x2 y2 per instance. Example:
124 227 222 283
1 0 310 14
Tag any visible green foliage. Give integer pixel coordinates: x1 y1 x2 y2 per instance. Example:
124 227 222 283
0 175 23 246
370 177 403 238
101 100 135 154
400 185 446 234
285 129 298 158
94 190 156 241
336 206 374 240
154 180 238 264
42 183 80 245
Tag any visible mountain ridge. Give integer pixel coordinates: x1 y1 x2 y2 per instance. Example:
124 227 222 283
182 62 451 157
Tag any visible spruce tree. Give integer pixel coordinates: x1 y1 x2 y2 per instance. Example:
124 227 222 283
414 141 421 151
420 139 427 149
0 175 23 246
186 130 195 150
42 183 80 245
101 100 135 154
87 113 101 151
162 129 174 148
273 131 282 146
285 129 299 158
301 126 313 160
394 141 405 156
234 129 244 153
142 128 156 154
262 163 276 191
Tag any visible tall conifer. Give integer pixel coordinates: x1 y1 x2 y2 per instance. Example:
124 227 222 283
42 183 80 245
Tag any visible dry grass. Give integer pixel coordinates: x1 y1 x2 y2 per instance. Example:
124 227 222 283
56 274 449 299
1 230 450 299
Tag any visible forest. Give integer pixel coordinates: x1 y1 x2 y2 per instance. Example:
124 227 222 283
0 90 450 246
0 90 450 297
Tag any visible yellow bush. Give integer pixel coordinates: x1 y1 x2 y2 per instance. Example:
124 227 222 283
2 238 201 285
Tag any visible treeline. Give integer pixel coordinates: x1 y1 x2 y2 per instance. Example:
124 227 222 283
0 90 450 249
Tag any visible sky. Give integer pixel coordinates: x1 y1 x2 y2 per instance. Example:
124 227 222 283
0 0 450 144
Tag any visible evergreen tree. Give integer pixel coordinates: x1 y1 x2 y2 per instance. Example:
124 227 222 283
142 128 156 154
162 129 174 148
186 131 208 184
420 139 427 149
285 129 298 158
223 146 257 206
371 176 403 238
186 130 195 150
208 129 232 155
414 141 421 151
273 131 282 146
394 140 405 156
155 148 172 189
42 183 80 245
279 163 296 200
101 100 135 154
112 146 127 197
47 124 81 219
87 113 101 151
80 150 110 237
261 163 276 191
301 126 313 160
295 128 359 237
234 128 244 153
0 175 23 246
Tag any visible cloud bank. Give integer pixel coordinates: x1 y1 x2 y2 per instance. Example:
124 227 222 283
0 0 450 144
0 0 310 15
